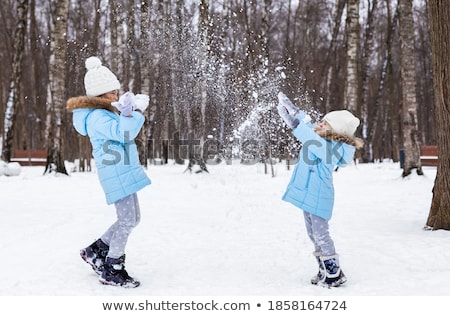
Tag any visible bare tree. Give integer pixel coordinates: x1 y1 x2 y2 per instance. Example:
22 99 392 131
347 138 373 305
43 0 69 175
2 0 28 162
29 0 45 151
137 0 151 166
323 0 346 113
110 0 126 82
147 0 165 163
386 2 401 162
398 0 422 177
91 0 101 54
170 0 186 164
126 0 137 92
155 0 170 163
198 0 210 140
371 1 399 161
425 0 450 230
344 0 360 113
360 0 378 162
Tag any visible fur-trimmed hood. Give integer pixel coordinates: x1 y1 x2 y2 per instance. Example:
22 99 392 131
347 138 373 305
66 96 117 113
67 96 119 136
315 128 364 149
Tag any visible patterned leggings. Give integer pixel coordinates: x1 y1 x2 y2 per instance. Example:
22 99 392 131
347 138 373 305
303 211 336 256
101 193 141 259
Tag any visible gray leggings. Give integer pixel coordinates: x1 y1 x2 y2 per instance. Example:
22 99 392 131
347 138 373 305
303 211 335 256
101 193 141 259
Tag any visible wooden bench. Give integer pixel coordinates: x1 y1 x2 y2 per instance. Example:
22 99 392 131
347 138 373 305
10 149 47 166
420 145 438 167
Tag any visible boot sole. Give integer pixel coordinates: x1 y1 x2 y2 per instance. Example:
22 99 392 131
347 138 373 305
80 249 103 276
99 278 140 288
319 276 347 288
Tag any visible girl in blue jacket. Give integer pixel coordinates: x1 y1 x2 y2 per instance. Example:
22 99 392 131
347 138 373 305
67 57 151 288
277 92 362 288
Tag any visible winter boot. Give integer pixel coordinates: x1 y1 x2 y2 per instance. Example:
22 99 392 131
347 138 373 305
99 255 140 288
80 239 109 275
310 251 325 285
318 254 347 288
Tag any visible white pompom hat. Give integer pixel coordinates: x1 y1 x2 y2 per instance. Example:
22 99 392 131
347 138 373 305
84 56 120 97
323 110 360 137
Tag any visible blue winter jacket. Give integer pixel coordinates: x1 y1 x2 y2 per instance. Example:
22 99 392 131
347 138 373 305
67 96 151 204
282 112 356 220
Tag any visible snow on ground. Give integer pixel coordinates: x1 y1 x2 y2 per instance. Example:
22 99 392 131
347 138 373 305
0 160 448 299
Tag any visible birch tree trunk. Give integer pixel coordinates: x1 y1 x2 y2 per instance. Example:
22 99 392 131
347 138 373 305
126 0 137 92
29 0 44 150
91 0 101 54
426 0 450 230
43 0 69 175
196 0 210 164
1 0 28 162
140 0 151 95
344 0 360 113
398 0 422 177
109 1 119 72
76 0 100 172
242 0 256 64
360 0 378 162
138 0 151 166
160 0 170 164
261 0 274 176
371 2 399 160
148 0 170 163
171 0 185 164
387 3 401 162
324 0 346 113
110 1 125 83
283 0 292 56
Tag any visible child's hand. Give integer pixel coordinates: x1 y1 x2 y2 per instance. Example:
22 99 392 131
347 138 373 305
278 92 300 115
134 94 150 113
112 92 135 116
277 104 299 129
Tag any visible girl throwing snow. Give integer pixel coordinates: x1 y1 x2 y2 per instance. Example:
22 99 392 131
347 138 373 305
277 92 362 288
67 56 151 288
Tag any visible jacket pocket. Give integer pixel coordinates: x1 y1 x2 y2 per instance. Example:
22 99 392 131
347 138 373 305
292 166 314 189
305 168 314 188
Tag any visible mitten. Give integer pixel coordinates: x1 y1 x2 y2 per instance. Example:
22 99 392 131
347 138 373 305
134 94 150 113
277 104 299 129
278 92 300 115
112 91 135 116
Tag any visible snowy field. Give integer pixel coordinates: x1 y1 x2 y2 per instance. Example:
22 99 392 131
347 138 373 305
0 160 448 313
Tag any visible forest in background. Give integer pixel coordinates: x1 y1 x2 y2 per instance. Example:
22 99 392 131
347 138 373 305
0 0 435 168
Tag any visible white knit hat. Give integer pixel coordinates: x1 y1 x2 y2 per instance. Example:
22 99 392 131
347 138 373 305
323 110 360 137
84 56 120 97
